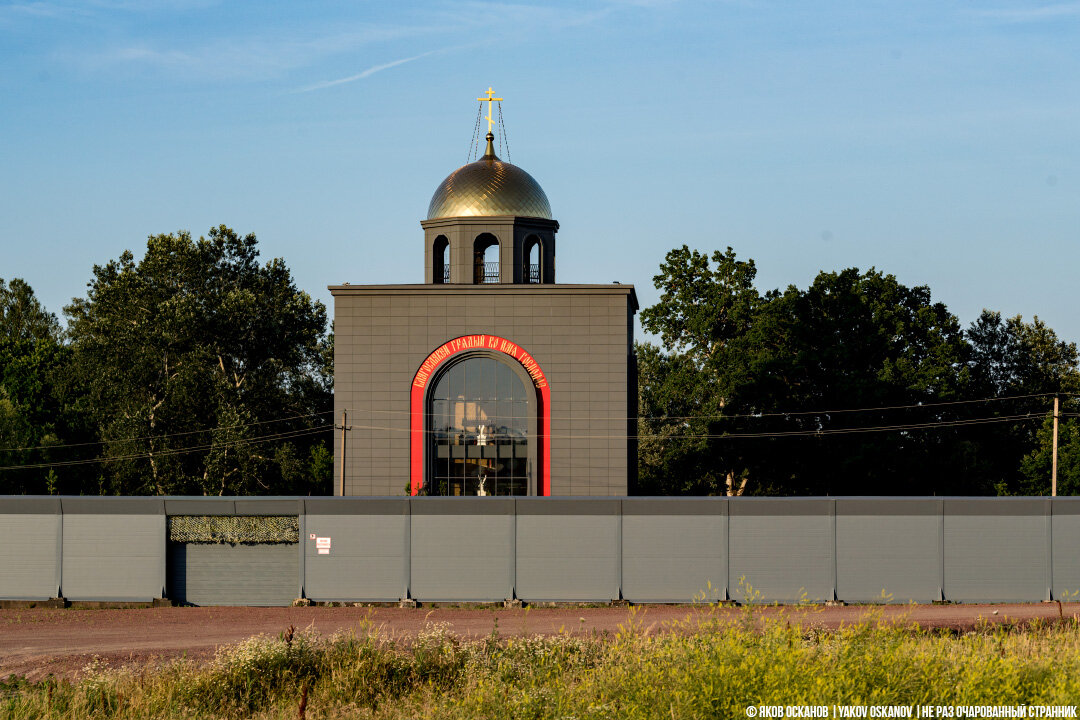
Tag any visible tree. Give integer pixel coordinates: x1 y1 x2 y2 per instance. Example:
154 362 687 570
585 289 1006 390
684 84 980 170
64 226 333 495
746 268 970 495
0 278 86 494
966 311 1080 495
638 248 974 495
638 247 766 495
637 342 733 495
1019 416 1080 496
968 311 1079 398
1 277 61 342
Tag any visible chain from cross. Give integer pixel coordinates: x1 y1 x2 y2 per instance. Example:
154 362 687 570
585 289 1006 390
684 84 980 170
477 86 503 133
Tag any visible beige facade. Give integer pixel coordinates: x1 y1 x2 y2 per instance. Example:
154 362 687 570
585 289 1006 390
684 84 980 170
330 284 637 496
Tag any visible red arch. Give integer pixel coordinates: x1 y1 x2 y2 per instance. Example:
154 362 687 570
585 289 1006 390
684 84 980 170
410 335 551 496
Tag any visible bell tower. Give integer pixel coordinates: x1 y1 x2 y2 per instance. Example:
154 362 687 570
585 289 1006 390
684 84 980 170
421 88 558 285
330 86 638 498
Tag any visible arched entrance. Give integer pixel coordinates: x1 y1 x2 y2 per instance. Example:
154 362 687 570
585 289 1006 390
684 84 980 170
410 335 550 496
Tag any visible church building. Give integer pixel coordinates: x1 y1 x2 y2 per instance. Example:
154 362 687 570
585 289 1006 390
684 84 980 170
330 91 637 496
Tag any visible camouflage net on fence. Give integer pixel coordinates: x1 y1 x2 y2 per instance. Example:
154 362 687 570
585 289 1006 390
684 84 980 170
167 515 299 544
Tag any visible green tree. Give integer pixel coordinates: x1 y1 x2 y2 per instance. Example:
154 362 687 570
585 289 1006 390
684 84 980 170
1 277 61 342
638 247 766 495
748 268 970 495
966 311 1080 495
638 248 973 495
0 278 88 493
1019 416 1080 496
64 226 333 495
968 311 1080 398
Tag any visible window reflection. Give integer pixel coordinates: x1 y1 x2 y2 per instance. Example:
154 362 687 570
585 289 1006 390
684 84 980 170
428 357 531 496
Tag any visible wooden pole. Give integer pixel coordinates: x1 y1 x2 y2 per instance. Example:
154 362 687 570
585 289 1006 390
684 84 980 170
339 408 347 498
1052 396 1059 497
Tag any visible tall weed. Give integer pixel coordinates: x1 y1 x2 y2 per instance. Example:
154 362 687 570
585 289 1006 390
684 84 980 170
4 613 1080 719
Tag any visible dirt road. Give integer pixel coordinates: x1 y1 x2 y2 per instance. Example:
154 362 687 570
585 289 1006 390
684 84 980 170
3 602 1077 682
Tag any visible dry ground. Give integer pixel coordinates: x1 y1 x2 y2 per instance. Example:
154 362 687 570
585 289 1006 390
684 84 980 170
3 602 1078 682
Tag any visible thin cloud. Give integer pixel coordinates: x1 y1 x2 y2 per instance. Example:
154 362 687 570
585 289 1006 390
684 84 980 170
296 50 440 93
75 25 442 82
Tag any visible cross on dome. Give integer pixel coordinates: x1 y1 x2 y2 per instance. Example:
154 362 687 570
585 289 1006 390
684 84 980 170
477 86 503 133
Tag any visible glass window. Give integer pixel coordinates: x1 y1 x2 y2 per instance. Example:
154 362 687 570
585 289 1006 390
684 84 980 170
427 354 532 496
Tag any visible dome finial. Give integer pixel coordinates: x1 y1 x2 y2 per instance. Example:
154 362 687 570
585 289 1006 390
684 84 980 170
484 131 496 158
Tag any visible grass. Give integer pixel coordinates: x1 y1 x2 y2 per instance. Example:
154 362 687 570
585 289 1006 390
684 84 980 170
4 607 1080 719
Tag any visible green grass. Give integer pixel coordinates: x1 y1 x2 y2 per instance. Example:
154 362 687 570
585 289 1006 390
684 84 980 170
4 608 1080 719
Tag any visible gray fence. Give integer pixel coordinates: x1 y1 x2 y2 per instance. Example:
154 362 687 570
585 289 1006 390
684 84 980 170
1 496 1076 605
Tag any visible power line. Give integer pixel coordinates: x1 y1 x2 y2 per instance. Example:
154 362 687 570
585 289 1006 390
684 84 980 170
339 412 1045 440
657 392 1059 420
322 392 1058 424
0 395 1065 466
0 411 1051 473
0 410 334 453
662 413 1046 440
0 425 332 472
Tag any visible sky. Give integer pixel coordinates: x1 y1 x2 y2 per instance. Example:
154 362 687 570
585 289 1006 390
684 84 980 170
1 0 1078 346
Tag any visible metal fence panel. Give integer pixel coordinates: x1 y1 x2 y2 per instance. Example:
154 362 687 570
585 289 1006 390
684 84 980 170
729 498 834 603
621 497 726 603
61 498 165 601
410 498 514 602
1052 499 1080 600
516 498 620 602
304 498 408 602
0 498 61 600
836 498 942 603
2 495 1076 605
944 498 1049 603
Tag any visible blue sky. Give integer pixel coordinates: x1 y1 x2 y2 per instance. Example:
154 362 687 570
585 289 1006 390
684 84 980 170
1 0 1078 345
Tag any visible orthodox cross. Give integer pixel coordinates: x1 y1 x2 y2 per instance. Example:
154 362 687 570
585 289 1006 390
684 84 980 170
477 86 503 133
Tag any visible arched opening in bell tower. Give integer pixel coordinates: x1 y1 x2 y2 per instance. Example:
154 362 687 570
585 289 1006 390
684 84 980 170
432 235 449 284
523 235 543 284
473 233 499 284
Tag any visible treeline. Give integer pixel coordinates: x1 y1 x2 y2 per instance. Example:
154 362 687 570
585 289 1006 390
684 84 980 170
0 226 334 496
3 235 1078 497
636 246 1080 496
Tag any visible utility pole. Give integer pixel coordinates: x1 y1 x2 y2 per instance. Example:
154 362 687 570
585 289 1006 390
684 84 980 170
1052 396 1060 497
338 409 352 497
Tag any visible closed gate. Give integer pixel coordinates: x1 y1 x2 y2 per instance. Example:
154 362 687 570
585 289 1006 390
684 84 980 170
168 542 298 606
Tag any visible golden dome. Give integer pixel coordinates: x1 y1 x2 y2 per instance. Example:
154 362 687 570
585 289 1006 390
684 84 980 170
427 134 552 220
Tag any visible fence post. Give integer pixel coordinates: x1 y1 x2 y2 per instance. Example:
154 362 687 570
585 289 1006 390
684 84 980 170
831 498 838 603
159 502 167 600
403 496 412 602
56 499 64 600
1047 496 1054 602
298 505 307 601
938 498 946 602
616 499 624 601
724 497 731 602
511 498 518 602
